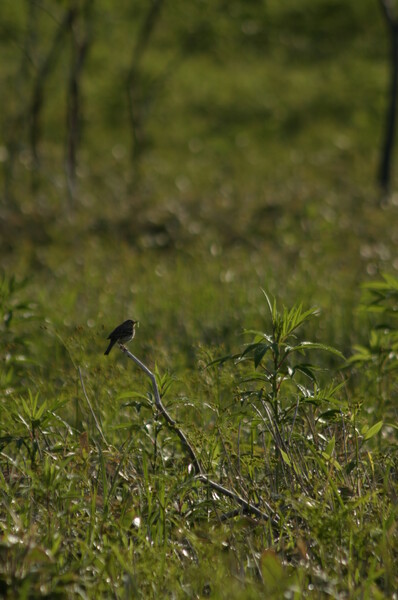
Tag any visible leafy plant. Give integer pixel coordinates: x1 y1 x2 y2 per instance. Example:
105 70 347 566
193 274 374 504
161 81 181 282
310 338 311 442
210 292 344 464
0 272 39 395
347 273 398 423
0 390 71 464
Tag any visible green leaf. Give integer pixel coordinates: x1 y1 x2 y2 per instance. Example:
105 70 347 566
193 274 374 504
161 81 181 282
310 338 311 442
318 409 341 422
241 342 267 357
206 352 241 368
253 343 272 368
21 398 30 418
261 288 273 318
345 345 372 365
278 304 320 341
287 342 344 359
385 422 398 430
34 401 47 421
243 329 273 343
330 457 342 471
290 363 317 382
363 421 383 441
324 435 335 459
280 449 291 466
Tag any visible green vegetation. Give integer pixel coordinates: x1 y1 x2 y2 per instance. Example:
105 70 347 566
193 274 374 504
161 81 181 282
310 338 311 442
0 0 397 598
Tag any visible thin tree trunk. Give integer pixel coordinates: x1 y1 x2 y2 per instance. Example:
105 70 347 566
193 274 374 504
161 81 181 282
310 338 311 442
30 8 74 190
378 0 398 191
3 0 36 205
65 0 94 203
126 0 165 180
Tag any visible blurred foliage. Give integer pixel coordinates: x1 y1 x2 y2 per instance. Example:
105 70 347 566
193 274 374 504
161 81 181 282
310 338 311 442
0 0 389 206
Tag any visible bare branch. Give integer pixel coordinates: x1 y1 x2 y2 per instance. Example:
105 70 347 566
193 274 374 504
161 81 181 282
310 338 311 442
121 346 278 524
126 0 165 175
30 6 75 184
65 0 94 202
122 346 202 473
378 0 398 190
197 475 277 523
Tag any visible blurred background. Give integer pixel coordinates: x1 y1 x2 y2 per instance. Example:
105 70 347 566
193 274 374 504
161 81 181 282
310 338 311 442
0 0 397 365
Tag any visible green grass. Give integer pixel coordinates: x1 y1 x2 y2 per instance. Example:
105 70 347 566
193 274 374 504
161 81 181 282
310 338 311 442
1 0 398 597
1 272 397 598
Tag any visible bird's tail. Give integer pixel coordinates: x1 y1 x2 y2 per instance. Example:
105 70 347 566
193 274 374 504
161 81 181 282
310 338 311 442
104 339 115 355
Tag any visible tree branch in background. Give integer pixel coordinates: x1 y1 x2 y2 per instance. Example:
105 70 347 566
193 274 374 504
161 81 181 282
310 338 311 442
2 0 37 205
378 0 398 191
29 7 74 190
121 346 278 524
65 0 94 204
126 0 165 180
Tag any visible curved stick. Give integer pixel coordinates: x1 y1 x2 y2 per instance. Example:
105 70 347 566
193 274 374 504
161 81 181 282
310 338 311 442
122 347 202 474
121 346 278 523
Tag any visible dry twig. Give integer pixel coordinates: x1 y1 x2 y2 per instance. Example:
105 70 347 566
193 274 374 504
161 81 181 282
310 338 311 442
121 346 278 524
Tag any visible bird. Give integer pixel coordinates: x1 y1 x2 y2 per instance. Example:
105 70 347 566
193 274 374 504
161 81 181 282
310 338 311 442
104 319 138 355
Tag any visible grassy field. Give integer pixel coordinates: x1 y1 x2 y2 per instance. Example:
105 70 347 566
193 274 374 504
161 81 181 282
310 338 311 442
0 0 397 598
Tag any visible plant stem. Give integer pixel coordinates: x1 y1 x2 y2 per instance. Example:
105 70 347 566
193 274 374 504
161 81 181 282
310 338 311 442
121 346 278 524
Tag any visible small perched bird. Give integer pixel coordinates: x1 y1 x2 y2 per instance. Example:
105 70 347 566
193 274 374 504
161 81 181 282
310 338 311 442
104 319 138 355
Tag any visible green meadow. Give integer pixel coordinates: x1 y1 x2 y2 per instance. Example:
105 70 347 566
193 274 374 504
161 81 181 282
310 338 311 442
0 1 397 597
